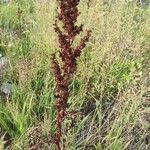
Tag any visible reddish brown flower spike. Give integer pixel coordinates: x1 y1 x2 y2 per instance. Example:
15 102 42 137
51 0 91 149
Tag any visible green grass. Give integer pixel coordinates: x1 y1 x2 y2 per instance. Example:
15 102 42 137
0 0 150 149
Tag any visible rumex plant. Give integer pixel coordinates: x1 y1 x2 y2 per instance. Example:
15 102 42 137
51 0 91 149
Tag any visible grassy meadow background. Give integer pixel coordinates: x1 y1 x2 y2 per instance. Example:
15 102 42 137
0 0 150 149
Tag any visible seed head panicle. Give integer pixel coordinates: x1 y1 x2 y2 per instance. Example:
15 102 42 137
51 0 91 149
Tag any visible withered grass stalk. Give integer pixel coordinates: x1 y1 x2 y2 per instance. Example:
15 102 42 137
51 0 91 149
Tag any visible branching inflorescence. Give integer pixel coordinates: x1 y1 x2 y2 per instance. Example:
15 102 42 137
51 0 91 149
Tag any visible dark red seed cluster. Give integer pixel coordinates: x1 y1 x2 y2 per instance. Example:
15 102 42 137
57 0 82 41
51 0 91 149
